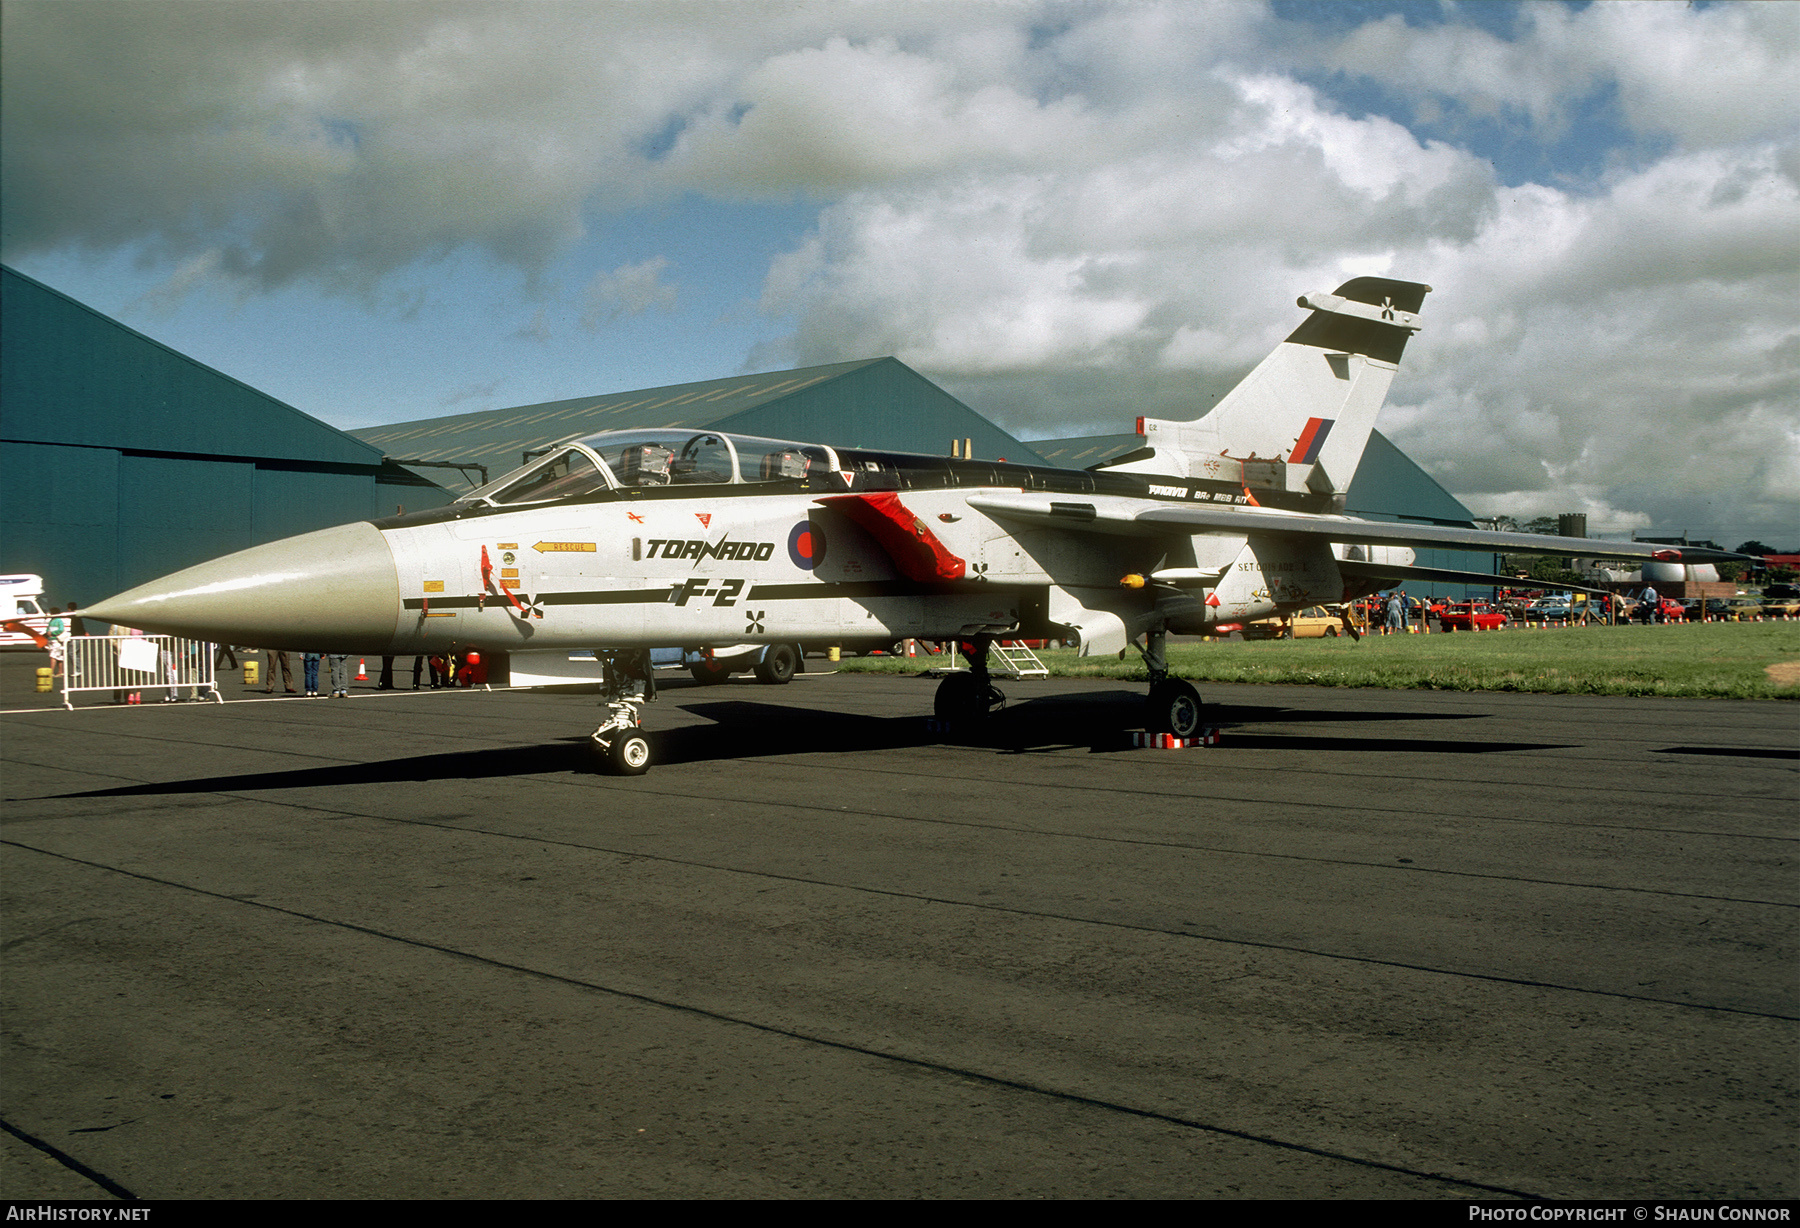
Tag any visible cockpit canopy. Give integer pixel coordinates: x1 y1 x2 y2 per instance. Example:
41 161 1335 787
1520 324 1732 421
460 430 841 508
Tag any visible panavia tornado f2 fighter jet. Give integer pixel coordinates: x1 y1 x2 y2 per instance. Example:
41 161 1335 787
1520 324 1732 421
83 277 1742 774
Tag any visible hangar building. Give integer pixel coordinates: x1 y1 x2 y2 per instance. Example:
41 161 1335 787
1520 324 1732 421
0 267 451 607
351 356 1047 493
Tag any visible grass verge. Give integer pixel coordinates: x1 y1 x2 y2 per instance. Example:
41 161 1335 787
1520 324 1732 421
835 623 1800 700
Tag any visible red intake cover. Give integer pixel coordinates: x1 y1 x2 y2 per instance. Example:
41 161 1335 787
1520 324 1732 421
815 492 968 582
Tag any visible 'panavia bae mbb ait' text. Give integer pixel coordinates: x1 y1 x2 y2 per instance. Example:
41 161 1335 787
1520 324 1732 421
84 278 1741 773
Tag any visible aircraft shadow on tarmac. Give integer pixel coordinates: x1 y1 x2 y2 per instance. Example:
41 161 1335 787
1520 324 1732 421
33 692 1565 800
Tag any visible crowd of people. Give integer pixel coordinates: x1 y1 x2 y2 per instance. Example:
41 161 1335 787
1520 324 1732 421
255 651 486 697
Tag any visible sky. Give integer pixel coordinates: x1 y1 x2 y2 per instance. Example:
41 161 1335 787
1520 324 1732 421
3 0 1796 547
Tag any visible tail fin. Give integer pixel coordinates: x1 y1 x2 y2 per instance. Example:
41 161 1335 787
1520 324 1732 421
1112 277 1430 508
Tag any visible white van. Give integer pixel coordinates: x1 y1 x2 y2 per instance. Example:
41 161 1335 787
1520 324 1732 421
1 573 52 649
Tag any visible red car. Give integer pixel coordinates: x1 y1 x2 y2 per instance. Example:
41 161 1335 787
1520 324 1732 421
1439 601 1507 632
1632 597 1687 624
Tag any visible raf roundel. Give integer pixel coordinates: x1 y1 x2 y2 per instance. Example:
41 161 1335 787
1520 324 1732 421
787 520 826 570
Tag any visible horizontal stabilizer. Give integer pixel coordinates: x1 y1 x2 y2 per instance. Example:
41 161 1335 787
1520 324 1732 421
1338 561 1620 600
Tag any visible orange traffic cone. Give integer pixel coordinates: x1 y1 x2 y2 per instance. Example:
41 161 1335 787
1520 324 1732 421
356 658 369 681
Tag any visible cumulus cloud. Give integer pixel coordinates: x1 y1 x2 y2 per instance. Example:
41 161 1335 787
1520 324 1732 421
580 257 678 329
3 0 1795 541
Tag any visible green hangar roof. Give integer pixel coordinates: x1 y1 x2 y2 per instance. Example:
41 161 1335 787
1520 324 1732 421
352 357 1048 492
3 266 379 468
1 266 450 604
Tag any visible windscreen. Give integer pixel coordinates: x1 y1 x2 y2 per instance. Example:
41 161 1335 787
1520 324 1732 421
481 448 610 505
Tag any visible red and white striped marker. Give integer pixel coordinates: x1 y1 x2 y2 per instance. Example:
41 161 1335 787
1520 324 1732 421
1131 728 1222 749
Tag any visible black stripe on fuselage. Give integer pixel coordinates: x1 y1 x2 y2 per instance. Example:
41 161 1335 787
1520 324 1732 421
403 589 674 611
401 579 1020 611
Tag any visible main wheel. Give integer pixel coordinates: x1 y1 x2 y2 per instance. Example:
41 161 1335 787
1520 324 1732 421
688 659 732 685
607 731 652 775
934 673 1002 723
753 643 799 685
1147 679 1204 737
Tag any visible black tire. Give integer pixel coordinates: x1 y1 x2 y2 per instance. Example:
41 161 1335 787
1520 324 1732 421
689 660 732 685
1324 625 1339 637
607 731 652 776
934 673 1002 723
1147 679 1204 737
753 643 799 685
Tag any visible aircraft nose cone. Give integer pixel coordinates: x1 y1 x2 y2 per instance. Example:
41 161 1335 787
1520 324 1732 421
83 521 402 653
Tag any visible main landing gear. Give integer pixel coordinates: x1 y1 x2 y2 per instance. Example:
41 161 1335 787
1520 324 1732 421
591 649 655 775
933 636 1006 726
1141 623 1206 737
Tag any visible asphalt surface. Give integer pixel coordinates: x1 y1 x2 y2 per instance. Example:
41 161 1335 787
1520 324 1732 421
2 652 1795 1199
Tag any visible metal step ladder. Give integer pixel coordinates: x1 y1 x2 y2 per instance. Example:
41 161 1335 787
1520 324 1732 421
992 640 1048 679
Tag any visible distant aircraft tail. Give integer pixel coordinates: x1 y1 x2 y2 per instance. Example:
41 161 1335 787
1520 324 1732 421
1109 277 1430 509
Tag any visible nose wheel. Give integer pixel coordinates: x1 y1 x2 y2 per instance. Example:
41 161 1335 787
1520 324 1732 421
591 650 655 775
592 702 652 775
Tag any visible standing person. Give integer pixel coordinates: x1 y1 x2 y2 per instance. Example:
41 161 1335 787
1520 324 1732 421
264 647 296 694
303 652 322 697
1641 583 1660 624
411 655 425 690
162 638 183 702
116 625 144 705
378 656 395 689
328 653 351 698
59 604 85 679
46 609 68 678
1385 590 1405 635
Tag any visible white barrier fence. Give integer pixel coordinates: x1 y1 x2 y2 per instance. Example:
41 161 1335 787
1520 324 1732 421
60 635 222 709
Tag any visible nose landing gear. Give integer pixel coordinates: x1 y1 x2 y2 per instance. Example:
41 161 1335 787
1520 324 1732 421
591 650 655 775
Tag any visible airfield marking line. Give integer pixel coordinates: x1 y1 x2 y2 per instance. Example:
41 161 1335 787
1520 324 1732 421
730 757 1800 844
8 810 1792 1023
464 778 1800 909
0 1114 138 1201
13 744 1793 909
799 745 1800 821
0 837 1546 1201
9 732 1794 910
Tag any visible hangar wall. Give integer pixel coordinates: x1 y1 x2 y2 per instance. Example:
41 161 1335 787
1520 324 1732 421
1 267 450 608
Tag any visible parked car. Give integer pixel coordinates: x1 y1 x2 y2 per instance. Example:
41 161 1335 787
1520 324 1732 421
1630 597 1686 623
1438 601 1507 632
655 643 806 685
1682 598 1737 621
1242 605 1352 639
1756 586 1799 618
